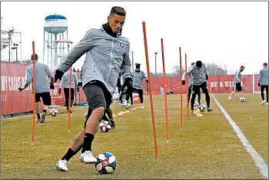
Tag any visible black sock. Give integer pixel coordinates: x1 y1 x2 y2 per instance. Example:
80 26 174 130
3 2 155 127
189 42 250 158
61 148 76 161
81 145 85 154
37 114 40 120
83 133 94 152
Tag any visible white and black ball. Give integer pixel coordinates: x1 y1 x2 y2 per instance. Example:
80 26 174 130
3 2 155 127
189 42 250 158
198 104 206 112
99 120 112 132
50 109 58 117
240 97 246 102
95 152 117 174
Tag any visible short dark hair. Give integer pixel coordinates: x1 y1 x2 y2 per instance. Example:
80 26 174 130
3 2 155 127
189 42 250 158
31 54 38 60
263 62 267 66
240 65 245 69
196 60 202 68
110 6 126 16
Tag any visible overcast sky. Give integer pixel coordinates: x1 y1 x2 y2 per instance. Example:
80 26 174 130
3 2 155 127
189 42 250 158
1 2 268 74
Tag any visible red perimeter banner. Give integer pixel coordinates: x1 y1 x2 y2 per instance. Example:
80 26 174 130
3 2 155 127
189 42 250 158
0 62 87 115
143 75 259 94
0 62 259 115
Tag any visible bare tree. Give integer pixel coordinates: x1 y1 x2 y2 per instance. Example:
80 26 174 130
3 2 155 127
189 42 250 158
206 63 227 75
171 63 227 76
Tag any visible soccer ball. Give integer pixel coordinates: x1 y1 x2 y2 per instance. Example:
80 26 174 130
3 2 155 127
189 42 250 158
50 109 58 117
194 102 200 107
95 152 117 174
99 120 112 132
198 104 206 112
240 97 246 102
125 103 131 109
84 112 88 119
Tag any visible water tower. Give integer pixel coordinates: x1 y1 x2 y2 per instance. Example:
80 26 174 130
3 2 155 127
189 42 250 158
43 14 71 71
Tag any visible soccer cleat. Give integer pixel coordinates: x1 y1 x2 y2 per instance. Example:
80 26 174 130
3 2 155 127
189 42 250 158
266 102 268 105
40 113 45 123
261 100 266 105
109 119 116 128
207 108 213 112
141 104 144 109
228 97 232 102
56 159 68 172
80 151 97 164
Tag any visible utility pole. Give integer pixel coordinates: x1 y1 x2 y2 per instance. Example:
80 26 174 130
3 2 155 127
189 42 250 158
12 43 19 63
132 51 134 72
154 52 158 76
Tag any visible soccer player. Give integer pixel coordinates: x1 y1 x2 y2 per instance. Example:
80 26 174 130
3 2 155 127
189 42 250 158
84 107 116 128
258 62 268 105
182 62 201 105
18 54 54 123
132 62 148 108
117 72 122 94
228 65 245 102
187 60 212 113
58 69 78 113
119 74 134 108
55 6 131 172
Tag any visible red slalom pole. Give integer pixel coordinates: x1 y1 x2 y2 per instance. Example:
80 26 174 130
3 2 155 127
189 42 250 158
179 47 183 129
142 21 159 161
185 53 190 121
161 38 169 143
31 41 36 144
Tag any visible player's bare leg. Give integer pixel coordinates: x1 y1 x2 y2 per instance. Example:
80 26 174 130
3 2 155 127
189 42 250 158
36 102 41 123
228 91 235 102
80 107 104 164
56 129 85 171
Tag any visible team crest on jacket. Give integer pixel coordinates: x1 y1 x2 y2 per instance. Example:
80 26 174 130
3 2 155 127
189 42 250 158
120 42 124 48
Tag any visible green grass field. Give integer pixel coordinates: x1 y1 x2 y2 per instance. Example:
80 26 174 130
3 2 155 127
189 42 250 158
1 93 268 179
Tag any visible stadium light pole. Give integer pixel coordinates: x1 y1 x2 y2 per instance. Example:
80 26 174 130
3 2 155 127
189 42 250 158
8 32 12 62
12 43 19 63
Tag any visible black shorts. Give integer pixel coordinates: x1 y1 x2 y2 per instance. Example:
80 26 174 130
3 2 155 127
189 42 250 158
192 82 208 94
35 92 51 105
64 88 75 106
234 83 242 92
188 85 192 94
261 85 268 92
83 81 112 127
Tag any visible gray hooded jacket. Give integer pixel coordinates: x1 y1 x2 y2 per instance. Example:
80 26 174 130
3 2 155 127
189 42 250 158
24 62 54 93
60 71 78 89
132 70 147 89
58 27 131 95
187 64 208 86
259 67 268 85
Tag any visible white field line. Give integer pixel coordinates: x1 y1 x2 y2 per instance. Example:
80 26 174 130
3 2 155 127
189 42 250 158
212 94 268 179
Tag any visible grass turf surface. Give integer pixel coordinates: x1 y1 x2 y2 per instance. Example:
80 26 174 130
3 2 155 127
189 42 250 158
1 93 267 179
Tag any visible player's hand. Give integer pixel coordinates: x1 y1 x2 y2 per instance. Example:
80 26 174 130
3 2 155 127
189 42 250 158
50 83 55 89
77 81 82 87
125 77 133 85
54 69 64 82
182 80 186 85
206 74 208 80
18 86 24 92
258 82 260 87
58 88 61 94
